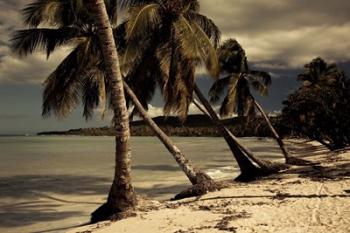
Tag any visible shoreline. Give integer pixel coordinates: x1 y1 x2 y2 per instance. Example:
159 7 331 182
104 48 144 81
68 142 350 233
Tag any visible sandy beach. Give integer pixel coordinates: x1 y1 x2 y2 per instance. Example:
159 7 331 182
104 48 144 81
68 141 350 233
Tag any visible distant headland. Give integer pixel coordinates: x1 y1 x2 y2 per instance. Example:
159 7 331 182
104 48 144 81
38 114 285 137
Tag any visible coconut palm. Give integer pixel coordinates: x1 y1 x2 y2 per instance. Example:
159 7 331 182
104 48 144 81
13 0 137 221
209 39 311 165
282 57 350 150
11 0 212 190
88 0 136 221
297 57 346 88
11 0 218 221
121 1 286 181
121 0 220 120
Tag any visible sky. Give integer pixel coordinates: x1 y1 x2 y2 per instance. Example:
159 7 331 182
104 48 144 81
0 0 349 134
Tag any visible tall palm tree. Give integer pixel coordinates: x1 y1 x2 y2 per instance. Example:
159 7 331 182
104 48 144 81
11 0 212 190
89 0 136 222
12 0 137 221
209 39 310 165
121 1 285 181
121 0 220 120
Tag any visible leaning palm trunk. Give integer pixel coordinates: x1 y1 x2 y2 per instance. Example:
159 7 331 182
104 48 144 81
90 0 136 223
193 85 281 181
253 99 312 165
123 82 212 185
253 99 290 158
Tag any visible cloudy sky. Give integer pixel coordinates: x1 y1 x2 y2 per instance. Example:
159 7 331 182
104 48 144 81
0 0 349 134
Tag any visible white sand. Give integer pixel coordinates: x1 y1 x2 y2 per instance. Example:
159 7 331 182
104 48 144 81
69 142 350 233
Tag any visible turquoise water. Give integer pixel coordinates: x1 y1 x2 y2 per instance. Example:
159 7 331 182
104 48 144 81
0 136 282 233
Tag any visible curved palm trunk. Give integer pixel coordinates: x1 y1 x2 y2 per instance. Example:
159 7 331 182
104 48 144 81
253 99 312 165
193 85 273 181
123 82 212 185
90 0 136 223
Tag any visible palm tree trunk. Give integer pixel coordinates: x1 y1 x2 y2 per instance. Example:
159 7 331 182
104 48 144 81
253 99 290 159
253 99 312 165
90 0 136 223
123 82 212 185
193 85 272 181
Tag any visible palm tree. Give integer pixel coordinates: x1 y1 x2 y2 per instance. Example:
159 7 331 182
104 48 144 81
121 0 220 120
121 1 286 181
282 57 350 150
297 57 346 88
88 0 137 222
13 2 137 220
12 0 212 190
209 39 311 165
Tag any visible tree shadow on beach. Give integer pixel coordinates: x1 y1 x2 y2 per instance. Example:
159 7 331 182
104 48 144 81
0 175 111 229
0 175 111 200
0 174 192 229
135 183 190 199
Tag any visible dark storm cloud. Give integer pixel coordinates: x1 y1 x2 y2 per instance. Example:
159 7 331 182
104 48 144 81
0 0 349 84
200 0 350 68
0 0 68 84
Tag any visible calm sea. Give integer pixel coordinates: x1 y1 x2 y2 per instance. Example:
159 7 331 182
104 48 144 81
0 136 282 233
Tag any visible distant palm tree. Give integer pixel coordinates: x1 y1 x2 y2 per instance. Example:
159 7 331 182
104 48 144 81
282 57 350 150
297 57 346 88
209 39 310 165
11 0 213 189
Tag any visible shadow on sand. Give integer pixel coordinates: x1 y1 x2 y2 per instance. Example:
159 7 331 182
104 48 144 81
0 175 111 229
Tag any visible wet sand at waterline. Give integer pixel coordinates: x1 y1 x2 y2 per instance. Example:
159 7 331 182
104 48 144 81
0 137 348 233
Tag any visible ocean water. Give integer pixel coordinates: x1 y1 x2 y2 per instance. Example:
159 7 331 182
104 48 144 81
0 136 282 233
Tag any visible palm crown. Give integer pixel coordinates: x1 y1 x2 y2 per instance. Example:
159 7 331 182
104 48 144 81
122 0 220 120
11 0 220 121
209 39 271 118
297 57 346 88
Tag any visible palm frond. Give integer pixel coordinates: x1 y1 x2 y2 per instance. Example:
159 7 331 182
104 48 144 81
22 0 60 27
249 70 272 86
174 16 219 78
121 4 160 74
82 71 101 120
249 78 268 96
42 42 91 118
10 27 85 58
163 57 195 121
219 76 239 117
124 55 159 116
125 4 160 39
118 0 156 10
208 75 231 103
185 12 221 48
22 0 87 27
42 50 82 118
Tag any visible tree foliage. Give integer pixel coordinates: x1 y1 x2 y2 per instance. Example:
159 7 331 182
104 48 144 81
122 0 220 120
209 39 271 118
282 57 350 150
11 0 220 122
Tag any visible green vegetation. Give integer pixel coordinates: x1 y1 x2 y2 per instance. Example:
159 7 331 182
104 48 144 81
282 58 350 150
38 115 283 137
